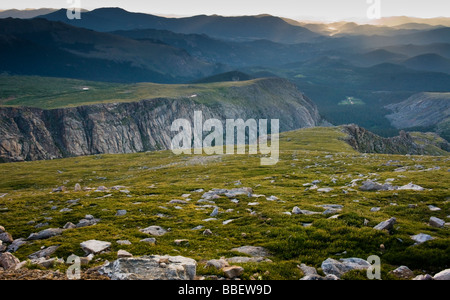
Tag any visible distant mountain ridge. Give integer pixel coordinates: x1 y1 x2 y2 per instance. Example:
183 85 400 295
39 7 322 43
0 18 221 83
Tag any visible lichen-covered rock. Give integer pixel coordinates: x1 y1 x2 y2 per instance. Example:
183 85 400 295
98 255 197 280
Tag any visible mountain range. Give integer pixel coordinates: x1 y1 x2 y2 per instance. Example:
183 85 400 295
0 7 449 139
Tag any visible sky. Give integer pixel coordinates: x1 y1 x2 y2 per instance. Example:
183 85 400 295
1 0 450 22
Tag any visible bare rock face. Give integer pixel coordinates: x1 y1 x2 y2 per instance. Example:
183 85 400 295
341 124 449 155
98 255 197 280
0 79 322 163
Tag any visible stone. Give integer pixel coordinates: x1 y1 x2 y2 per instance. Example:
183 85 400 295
117 240 132 245
6 238 26 253
373 218 396 231
30 257 61 269
429 217 445 228
231 246 270 257
52 186 66 193
370 207 381 212
413 274 433 280
169 199 188 205
0 252 20 270
411 233 434 244
223 266 244 279
80 240 111 255
292 206 302 214
222 219 234 225
299 263 318 276
0 232 13 243
118 250 133 258
59 208 72 213
210 207 219 217
433 269 450 280
428 205 441 211
76 217 100 228
74 183 82 192
139 226 168 236
27 228 62 240
226 257 272 264
321 257 370 278
174 239 190 246
115 210 127 216
140 238 157 245
205 259 229 270
266 196 279 201
0 226 5 233
390 266 415 279
28 245 60 259
63 222 77 229
359 180 394 191
202 229 213 236
397 183 425 191
317 188 334 193
98 255 197 280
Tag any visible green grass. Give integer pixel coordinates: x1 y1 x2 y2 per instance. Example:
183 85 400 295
0 126 448 280
0 75 258 109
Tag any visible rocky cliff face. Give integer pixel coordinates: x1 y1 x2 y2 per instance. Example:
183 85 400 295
385 92 450 141
0 78 321 162
341 124 449 156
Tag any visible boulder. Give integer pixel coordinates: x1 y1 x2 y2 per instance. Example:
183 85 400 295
139 226 168 236
0 252 20 270
0 232 13 243
411 233 434 244
140 238 157 245
299 263 318 276
390 266 415 279
226 257 272 264
80 240 111 255
6 239 26 253
98 255 197 280
117 250 133 258
205 259 229 270
115 210 127 216
433 269 450 280
413 274 433 280
28 245 60 259
63 222 77 229
373 218 396 231
321 257 370 278
231 246 270 257
429 217 445 228
359 180 394 191
222 266 244 279
27 228 62 240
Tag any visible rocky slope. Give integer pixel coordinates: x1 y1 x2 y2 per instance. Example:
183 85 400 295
0 78 321 162
385 92 450 141
340 124 449 155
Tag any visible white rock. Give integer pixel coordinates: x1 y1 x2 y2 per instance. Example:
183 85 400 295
139 226 168 236
429 217 445 228
411 233 434 244
80 240 111 255
433 269 450 280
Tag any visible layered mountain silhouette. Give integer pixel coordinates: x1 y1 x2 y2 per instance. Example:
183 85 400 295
0 18 221 82
40 7 321 43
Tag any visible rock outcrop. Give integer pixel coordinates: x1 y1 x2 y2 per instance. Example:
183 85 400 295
0 78 322 162
98 255 197 280
341 124 449 155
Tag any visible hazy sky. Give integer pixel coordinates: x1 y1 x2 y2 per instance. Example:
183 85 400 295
2 0 450 21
